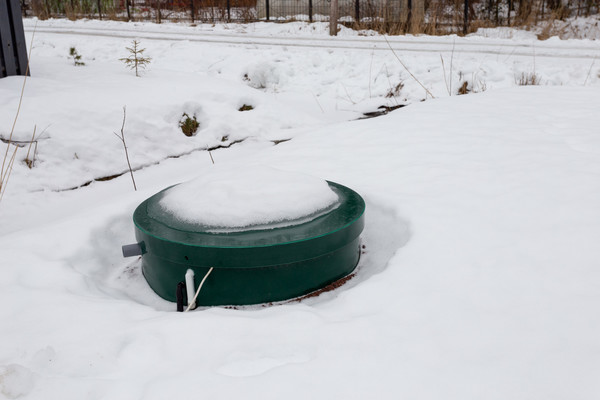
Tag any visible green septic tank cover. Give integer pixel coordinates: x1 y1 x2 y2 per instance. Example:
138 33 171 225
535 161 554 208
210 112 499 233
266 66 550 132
133 168 365 306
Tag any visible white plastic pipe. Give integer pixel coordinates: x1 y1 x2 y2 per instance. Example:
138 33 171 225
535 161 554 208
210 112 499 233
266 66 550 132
184 267 214 313
185 269 196 310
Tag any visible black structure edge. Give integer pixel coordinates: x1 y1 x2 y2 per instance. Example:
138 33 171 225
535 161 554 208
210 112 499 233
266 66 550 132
9 0 28 75
0 0 28 78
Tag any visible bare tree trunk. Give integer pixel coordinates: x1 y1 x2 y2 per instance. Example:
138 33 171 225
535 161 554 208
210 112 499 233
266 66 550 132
464 0 469 34
156 0 162 22
265 0 270 20
495 0 499 23
406 0 412 32
330 0 338 36
410 0 424 33
126 0 131 21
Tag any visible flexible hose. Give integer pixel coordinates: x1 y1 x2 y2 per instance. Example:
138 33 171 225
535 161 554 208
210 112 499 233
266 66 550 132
184 267 214 312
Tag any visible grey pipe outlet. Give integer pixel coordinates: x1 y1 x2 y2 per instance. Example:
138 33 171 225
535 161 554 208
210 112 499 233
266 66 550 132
122 242 144 257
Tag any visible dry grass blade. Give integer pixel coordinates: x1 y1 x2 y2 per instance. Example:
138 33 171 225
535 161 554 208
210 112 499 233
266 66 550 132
369 46 375 98
24 125 37 169
0 146 19 202
383 64 400 105
449 40 455 95
340 82 356 105
1 22 37 202
113 106 137 191
310 91 325 113
583 57 596 86
383 35 435 99
440 55 450 95
517 72 541 85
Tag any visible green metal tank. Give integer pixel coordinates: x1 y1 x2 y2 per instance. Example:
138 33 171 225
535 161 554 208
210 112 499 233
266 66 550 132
128 181 365 306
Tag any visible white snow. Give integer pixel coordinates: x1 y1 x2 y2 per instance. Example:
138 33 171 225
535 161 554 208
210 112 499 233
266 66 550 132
1 17 600 400
158 164 338 229
0 365 35 399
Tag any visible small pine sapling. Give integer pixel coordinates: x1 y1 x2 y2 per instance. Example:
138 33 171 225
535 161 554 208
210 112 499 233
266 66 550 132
69 47 85 66
120 40 151 77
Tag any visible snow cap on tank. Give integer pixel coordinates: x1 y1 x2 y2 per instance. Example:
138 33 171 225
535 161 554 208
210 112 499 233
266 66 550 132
156 164 339 231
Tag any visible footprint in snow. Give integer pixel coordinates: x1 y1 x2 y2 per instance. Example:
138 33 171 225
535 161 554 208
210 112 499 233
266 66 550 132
0 364 35 399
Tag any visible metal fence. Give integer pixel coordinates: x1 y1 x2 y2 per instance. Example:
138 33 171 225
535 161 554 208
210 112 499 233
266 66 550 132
1 0 29 78
254 0 415 22
21 0 600 33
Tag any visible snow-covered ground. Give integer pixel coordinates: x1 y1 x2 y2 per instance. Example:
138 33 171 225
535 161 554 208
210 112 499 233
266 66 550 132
1 18 600 399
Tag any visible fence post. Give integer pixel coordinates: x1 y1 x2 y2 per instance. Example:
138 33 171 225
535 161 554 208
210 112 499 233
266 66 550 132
463 0 468 34
126 0 131 21
266 0 269 20
190 0 194 22
330 0 338 35
495 0 499 23
227 0 231 21
96 0 102 19
355 0 359 23
406 0 412 32
309 0 313 22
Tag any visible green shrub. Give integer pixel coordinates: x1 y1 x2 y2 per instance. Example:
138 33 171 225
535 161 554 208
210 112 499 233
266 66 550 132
69 47 85 66
179 113 200 137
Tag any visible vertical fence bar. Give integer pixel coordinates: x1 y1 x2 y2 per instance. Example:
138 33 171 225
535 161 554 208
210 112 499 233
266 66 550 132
355 0 359 23
495 0 499 23
407 0 412 32
190 0 194 22
309 0 313 22
463 0 468 34
126 0 132 21
227 0 231 21
265 0 269 20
